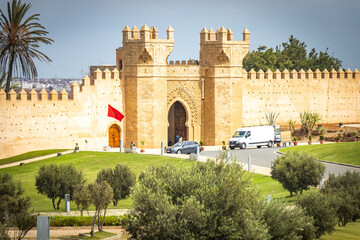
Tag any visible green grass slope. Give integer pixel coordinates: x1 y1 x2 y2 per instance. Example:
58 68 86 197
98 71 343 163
0 151 291 212
0 149 68 166
320 221 360 240
279 142 360 166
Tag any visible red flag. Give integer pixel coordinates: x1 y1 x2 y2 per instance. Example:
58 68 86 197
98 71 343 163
108 104 124 122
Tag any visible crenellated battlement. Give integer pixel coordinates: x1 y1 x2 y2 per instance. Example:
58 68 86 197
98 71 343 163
0 87 70 102
122 24 174 42
243 68 360 80
0 67 121 103
200 26 250 43
168 60 199 65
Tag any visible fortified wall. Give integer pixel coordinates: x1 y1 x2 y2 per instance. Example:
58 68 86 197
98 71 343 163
0 69 123 158
0 24 359 158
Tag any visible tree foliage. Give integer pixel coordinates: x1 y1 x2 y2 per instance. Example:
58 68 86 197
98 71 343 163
243 35 342 72
126 160 317 239
96 164 136 206
297 192 337 238
263 201 315 240
271 151 325 196
88 180 113 237
321 171 360 226
0 0 53 93
73 184 91 216
0 173 36 240
35 163 84 210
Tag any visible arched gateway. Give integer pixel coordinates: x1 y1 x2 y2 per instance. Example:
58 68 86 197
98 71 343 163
108 124 121 148
168 101 187 146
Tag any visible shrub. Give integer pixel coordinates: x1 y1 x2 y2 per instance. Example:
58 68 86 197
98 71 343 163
321 171 360 226
35 163 85 210
49 215 125 227
308 135 312 141
293 136 298 142
199 140 204 146
126 160 270 239
263 201 315 240
271 151 325 196
96 164 136 206
0 173 36 240
319 135 324 141
297 191 337 238
300 111 322 135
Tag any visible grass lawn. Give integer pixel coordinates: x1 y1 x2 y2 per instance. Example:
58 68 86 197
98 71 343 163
320 220 360 240
60 231 116 239
0 149 68 166
279 142 360 166
0 151 292 212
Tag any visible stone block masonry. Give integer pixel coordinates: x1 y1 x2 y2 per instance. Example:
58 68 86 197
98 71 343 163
0 24 359 158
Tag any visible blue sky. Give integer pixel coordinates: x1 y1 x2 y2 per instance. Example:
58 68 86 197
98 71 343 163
1 0 359 78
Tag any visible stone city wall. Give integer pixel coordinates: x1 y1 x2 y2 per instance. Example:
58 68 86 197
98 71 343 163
242 68 360 126
0 68 123 158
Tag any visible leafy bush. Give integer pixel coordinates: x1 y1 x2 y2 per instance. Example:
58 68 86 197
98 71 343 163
271 151 325 196
293 136 298 142
297 191 337 238
126 160 270 239
49 215 125 227
308 135 312 141
0 173 36 240
96 164 136 206
263 201 315 240
319 135 324 141
321 171 360 226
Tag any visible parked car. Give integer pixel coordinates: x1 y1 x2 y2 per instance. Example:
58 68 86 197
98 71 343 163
166 141 201 154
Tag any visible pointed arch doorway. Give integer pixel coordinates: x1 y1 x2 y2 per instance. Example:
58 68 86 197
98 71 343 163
168 101 187 146
109 124 121 148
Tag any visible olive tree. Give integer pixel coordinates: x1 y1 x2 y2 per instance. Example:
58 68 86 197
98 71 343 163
321 171 360 226
73 184 91 216
96 164 136 206
88 180 113 237
0 173 36 240
35 163 85 210
271 151 325 196
297 192 337 238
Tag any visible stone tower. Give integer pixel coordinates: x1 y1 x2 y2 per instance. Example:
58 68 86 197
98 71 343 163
117 25 174 148
200 27 250 145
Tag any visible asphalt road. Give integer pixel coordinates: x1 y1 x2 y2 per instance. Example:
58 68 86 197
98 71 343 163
200 146 360 179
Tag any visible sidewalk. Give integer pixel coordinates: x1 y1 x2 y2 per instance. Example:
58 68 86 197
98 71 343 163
0 150 74 169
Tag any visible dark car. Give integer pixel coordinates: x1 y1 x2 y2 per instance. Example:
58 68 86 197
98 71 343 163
166 141 201 154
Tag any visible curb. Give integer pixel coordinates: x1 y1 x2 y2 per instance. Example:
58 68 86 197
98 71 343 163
275 150 360 169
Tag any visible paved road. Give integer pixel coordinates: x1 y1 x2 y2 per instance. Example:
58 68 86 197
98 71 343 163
200 146 360 179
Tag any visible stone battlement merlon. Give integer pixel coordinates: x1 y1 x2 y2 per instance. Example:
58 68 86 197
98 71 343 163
243 68 360 80
122 25 174 42
200 27 250 43
0 87 70 102
168 60 199 65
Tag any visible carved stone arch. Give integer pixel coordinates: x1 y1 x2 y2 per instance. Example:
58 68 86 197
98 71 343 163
138 48 153 64
167 85 200 126
216 49 230 65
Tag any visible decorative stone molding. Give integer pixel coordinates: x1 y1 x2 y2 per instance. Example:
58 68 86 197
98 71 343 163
167 85 200 126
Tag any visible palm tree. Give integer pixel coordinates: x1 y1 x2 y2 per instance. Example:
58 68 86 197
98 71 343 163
0 0 53 93
0 71 19 90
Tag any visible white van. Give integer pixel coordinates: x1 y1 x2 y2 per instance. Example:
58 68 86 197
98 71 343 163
228 125 281 150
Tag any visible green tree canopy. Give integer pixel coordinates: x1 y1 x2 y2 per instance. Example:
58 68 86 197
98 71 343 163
35 163 85 210
243 35 342 72
126 160 315 239
0 0 53 93
271 151 325 196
